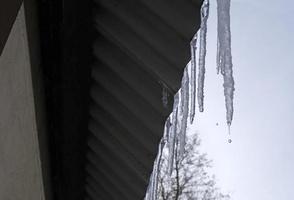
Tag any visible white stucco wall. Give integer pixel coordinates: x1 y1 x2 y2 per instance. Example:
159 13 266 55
0 4 46 200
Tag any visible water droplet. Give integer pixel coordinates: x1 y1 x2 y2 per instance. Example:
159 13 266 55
216 123 219 126
227 124 232 143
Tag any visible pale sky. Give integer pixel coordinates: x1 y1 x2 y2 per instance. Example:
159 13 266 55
189 0 294 199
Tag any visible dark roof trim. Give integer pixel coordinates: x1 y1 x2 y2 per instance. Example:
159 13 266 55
0 0 23 55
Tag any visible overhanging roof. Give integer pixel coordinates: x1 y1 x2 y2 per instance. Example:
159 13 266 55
85 0 203 199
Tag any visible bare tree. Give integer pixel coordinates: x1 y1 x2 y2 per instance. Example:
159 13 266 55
157 133 230 200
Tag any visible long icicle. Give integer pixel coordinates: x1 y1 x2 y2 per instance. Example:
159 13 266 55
179 67 189 158
154 138 165 200
190 34 198 123
146 118 170 200
168 92 179 175
217 0 235 127
217 1 225 75
197 0 210 112
145 0 236 198
216 32 220 74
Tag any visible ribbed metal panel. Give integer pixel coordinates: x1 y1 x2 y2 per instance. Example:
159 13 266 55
85 0 202 199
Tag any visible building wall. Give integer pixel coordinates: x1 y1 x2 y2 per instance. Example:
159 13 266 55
0 4 46 200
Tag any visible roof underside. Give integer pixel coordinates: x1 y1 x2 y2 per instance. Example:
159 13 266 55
85 0 203 199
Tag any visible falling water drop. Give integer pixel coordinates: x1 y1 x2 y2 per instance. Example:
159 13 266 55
227 124 232 143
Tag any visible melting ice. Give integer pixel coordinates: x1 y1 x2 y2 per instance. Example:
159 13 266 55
146 0 235 198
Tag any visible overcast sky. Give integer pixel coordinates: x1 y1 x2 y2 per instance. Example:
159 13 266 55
190 0 294 199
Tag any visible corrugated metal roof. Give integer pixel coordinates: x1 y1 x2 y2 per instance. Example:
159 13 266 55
85 0 203 199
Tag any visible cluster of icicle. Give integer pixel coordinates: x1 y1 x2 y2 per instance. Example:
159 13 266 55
145 0 234 199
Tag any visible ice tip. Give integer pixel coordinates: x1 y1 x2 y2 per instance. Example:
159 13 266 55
227 123 231 135
190 116 195 124
227 121 231 127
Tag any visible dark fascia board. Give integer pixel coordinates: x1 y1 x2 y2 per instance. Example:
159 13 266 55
0 0 23 56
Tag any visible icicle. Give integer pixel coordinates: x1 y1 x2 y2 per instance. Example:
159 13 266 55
216 35 220 74
154 119 170 199
217 0 235 127
145 0 237 198
151 161 157 200
190 34 198 123
145 182 151 200
179 67 189 158
161 82 169 108
165 115 172 143
153 138 165 199
149 170 155 200
197 0 209 112
168 109 178 175
216 25 225 75
168 92 180 175
145 118 170 200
